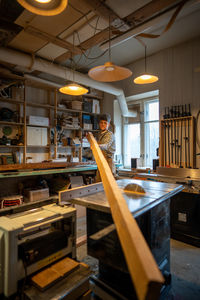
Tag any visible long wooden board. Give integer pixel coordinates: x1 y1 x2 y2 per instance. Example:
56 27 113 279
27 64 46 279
87 132 164 300
0 162 95 171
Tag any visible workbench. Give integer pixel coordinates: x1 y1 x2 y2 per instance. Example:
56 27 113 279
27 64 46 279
69 179 183 299
0 165 98 179
127 168 200 247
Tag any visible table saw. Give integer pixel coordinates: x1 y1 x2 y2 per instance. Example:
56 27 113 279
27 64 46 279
60 178 183 300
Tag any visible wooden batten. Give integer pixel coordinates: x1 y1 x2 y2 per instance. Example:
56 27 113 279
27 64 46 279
87 132 164 300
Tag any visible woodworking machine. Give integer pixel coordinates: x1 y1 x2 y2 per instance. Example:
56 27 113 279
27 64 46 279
60 179 183 299
0 204 76 298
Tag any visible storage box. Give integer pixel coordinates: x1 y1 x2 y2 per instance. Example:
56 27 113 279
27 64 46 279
83 123 93 130
24 188 49 202
27 126 48 146
71 101 82 110
83 100 92 113
83 114 91 124
92 99 100 114
27 116 49 126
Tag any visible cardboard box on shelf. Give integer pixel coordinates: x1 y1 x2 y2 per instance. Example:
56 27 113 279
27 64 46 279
24 188 49 202
92 99 100 114
83 123 93 130
27 116 49 126
27 127 48 146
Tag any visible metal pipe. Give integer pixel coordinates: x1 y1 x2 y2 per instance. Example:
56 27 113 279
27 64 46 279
0 47 129 116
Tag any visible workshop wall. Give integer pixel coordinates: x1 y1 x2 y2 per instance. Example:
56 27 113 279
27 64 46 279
119 35 200 168
122 36 200 116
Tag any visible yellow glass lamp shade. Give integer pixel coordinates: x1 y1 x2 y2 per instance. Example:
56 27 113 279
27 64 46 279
88 62 132 82
134 74 159 84
59 83 88 96
17 0 68 16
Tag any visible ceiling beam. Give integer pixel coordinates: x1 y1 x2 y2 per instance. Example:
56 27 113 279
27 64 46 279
82 0 130 31
24 26 82 55
124 0 186 25
82 0 121 23
55 27 110 64
55 0 187 65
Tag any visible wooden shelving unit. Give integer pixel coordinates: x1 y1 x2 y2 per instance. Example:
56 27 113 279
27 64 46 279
0 80 103 164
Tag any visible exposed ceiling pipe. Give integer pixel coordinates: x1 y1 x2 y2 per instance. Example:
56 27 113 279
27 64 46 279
0 47 129 116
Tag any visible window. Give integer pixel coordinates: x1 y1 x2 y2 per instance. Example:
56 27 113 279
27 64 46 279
144 100 159 168
124 123 140 168
123 98 159 169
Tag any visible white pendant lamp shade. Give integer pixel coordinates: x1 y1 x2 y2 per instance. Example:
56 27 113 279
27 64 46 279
59 83 88 96
17 0 68 16
134 74 159 84
88 61 132 82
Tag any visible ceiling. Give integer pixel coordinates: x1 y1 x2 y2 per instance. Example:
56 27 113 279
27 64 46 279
0 0 200 80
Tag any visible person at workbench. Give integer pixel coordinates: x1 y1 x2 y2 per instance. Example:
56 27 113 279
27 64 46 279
96 113 116 182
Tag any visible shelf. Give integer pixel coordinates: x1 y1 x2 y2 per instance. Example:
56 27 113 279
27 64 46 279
61 127 80 130
26 145 50 148
82 111 100 116
0 97 24 104
0 145 24 148
83 94 103 100
57 145 81 148
82 129 99 132
0 121 24 126
26 103 52 109
57 107 82 113
27 124 50 128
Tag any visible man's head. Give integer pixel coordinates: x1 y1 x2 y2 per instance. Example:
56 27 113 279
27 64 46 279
99 113 111 131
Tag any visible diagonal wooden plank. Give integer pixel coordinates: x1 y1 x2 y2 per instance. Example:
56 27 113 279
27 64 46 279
87 132 164 300
55 28 110 63
124 0 185 25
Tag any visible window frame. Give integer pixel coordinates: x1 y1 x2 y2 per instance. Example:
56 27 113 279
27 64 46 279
123 98 159 169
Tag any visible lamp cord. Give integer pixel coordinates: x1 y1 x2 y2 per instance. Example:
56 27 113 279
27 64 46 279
109 14 111 62
145 46 147 73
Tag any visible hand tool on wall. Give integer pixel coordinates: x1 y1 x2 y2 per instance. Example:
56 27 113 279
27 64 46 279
174 119 177 166
167 120 170 166
176 119 179 166
87 132 164 300
184 118 187 168
188 104 191 116
170 106 173 119
188 117 191 168
170 119 174 165
167 107 170 119
180 118 183 168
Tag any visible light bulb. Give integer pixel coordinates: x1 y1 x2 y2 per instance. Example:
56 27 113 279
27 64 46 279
105 66 115 71
140 74 151 80
69 85 79 91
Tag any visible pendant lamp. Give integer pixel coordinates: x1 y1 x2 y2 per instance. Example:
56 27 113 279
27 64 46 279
59 33 88 96
134 46 159 84
59 83 88 96
17 0 68 16
88 17 132 82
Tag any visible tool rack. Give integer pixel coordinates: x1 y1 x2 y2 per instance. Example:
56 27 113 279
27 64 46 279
160 116 195 168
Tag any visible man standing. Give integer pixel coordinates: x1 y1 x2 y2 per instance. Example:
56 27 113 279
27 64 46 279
96 113 116 182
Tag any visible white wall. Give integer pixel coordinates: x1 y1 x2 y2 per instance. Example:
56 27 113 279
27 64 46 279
122 36 200 116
